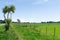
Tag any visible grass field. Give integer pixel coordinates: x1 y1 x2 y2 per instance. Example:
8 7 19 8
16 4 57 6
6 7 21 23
0 25 18 40
0 23 60 40
13 23 60 40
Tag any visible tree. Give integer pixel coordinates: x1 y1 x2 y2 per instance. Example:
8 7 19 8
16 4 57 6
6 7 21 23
2 5 15 31
7 7 10 19
17 19 21 23
3 6 8 22
3 5 15 19
10 5 15 19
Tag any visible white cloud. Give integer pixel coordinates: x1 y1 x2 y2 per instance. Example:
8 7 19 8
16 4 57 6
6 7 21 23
32 0 48 5
44 0 48 2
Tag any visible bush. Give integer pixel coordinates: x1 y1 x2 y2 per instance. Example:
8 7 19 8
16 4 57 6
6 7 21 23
5 19 12 31
6 19 12 25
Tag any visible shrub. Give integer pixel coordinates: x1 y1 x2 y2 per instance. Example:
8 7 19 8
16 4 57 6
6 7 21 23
6 19 12 25
5 19 12 31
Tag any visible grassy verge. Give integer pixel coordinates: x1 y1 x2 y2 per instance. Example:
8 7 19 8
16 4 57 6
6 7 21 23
0 25 19 40
13 23 60 40
0 23 60 40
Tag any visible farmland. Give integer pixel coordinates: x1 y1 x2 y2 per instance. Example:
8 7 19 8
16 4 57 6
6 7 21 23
0 23 60 40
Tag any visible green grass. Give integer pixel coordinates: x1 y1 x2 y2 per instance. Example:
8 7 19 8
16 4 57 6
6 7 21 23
0 25 19 40
13 23 60 40
0 23 60 40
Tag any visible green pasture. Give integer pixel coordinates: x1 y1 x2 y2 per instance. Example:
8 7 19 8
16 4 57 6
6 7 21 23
13 23 60 40
0 23 60 40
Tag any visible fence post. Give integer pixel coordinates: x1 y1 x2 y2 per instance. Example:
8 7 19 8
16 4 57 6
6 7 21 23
46 26 47 35
53 27 56 40
46 26 48 40
39 26 41 34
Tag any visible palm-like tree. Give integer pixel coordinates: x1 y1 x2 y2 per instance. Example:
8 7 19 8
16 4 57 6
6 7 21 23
10 5 15 19
3 6 8 22
7 7 10 19
2 5 15 31
3 5 15 20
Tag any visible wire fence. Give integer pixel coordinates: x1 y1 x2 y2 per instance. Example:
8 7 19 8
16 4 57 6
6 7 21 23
20 23 60 40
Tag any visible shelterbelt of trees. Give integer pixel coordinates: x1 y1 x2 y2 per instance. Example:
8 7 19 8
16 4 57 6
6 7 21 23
0 20 5 23
41 21 60 23
0 20 60 23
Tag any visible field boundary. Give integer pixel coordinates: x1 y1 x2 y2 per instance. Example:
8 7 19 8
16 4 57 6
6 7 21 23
11 26 23 40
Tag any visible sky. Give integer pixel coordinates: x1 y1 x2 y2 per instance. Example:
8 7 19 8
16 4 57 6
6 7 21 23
0 0 60 22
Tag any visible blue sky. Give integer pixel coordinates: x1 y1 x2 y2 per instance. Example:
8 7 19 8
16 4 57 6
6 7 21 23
0 0 60 22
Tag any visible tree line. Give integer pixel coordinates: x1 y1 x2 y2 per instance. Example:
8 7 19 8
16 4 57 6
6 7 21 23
41 21 60 23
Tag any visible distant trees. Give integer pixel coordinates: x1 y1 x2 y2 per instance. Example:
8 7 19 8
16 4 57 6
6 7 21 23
17 19 21 23
2 5 15 31
41 21 60 23
0 20 5 23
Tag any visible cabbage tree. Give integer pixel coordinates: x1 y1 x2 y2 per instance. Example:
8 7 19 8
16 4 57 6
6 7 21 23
2 5 15 31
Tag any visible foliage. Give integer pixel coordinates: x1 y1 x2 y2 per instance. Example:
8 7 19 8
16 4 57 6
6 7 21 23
3 6 9 14
10 5 15 13
17 19 21 23
3 5 15 19
0 23 60 40
6 19 12 25
2 5 15 31
0 20 5 23
0 25 19 40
